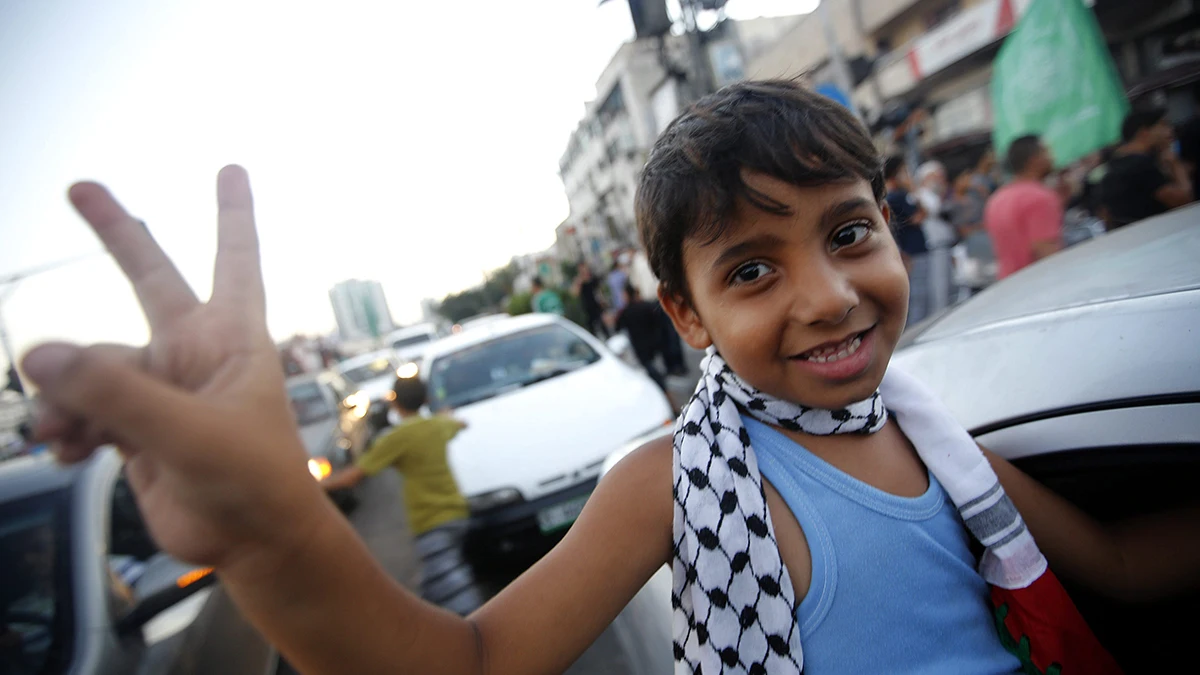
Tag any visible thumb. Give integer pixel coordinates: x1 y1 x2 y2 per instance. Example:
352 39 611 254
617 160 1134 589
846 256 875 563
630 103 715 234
22 342 205 452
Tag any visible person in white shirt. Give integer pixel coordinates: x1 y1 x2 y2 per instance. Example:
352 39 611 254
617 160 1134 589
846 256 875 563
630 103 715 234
915 161 958 314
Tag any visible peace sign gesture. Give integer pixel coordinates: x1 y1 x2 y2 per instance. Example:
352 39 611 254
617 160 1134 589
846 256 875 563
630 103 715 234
23 166 328 568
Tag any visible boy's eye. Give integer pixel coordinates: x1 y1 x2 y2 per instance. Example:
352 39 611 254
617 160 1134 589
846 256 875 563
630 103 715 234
831 221 873 251
731 261 772 285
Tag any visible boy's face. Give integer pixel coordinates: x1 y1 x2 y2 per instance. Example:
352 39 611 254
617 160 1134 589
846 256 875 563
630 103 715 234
661 174 908 409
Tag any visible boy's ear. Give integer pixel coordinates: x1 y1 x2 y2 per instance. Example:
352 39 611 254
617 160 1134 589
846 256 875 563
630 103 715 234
879 199 892 226
658 287 712 351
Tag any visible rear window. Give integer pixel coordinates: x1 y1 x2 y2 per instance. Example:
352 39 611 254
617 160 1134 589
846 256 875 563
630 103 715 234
287 382 334 425
0 490 73 675
340 358 396 385
392 333 433 349
428 325 599 410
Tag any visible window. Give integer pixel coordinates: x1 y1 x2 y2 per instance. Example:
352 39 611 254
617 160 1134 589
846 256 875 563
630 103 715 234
427 325 600 411
340 358 397 385
287 381 335 425
0 491 72 674
391 333 432 350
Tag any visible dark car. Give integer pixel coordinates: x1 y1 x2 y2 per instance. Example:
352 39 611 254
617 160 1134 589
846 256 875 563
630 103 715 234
0 449 276 675
892 205 1200 672
286 371 372 512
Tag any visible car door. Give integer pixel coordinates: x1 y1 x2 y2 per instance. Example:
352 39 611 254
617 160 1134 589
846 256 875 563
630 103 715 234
974 400 1200 674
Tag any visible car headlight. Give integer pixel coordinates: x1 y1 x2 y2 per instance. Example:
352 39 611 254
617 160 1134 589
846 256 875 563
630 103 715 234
468 488 523 512
308 457 332 481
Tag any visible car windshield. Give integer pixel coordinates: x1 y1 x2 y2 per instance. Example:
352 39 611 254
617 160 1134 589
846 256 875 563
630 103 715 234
0 491 72 675
287 381 334 425
428 324 600 411
392 333 432 349
340 357 395 384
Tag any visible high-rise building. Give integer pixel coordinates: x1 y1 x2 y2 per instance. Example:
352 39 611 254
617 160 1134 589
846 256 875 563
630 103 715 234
329 280 396 341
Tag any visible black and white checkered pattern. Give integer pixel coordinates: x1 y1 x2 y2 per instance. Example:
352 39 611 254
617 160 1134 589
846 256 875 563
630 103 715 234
672 350 887 674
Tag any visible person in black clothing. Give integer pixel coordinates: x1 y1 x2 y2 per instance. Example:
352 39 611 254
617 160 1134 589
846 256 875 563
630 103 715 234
1100 108 1193 229
616 282 679 410
883 156 931 326
572 263 609 338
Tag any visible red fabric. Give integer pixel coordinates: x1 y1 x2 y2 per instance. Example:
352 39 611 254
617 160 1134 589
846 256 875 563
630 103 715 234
984 180 1064 278
989 569 1123 675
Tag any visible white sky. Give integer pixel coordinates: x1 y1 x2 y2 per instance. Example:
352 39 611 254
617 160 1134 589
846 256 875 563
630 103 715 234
0 0 808 368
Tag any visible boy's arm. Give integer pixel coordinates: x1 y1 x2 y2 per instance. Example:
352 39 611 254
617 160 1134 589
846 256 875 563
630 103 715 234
321 465 365 491
985 447 1200 601
227 437 674 675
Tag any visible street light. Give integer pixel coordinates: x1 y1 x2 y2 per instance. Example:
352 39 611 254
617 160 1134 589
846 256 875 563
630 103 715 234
0 250 104 400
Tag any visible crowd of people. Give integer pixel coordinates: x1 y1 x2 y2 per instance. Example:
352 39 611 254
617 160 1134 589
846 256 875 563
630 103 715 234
886 105 1196 327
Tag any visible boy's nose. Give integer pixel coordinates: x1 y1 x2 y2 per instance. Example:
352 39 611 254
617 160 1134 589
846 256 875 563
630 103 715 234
789 263 858 326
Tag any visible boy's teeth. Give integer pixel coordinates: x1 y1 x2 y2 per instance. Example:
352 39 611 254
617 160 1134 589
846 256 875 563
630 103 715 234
802 335 862 363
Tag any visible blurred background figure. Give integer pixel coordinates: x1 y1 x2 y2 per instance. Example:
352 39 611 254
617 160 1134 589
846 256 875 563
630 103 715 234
616 282 679 410
884 156 931 326
1100 108 1194 230
984 135 1064 280
530 277 565 316
915 160 957 314
571 264 609 338
948 168 996 299
606 254 630 314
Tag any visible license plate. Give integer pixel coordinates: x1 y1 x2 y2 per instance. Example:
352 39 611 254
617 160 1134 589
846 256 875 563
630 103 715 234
536 494 591 534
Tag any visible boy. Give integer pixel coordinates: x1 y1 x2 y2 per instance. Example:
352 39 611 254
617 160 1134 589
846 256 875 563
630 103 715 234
20 81 1200 674
321 371 482 616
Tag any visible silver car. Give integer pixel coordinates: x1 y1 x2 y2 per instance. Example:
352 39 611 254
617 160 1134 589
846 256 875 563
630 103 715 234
892 204 1200 672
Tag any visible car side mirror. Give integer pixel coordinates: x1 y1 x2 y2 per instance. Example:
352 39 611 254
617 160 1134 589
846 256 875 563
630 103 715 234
115 567 216 637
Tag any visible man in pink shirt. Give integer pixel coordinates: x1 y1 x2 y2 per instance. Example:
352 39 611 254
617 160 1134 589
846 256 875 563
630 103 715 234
984 135 1064 279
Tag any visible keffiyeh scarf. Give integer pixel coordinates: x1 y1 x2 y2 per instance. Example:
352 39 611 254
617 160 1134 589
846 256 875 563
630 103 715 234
671 349 1121 674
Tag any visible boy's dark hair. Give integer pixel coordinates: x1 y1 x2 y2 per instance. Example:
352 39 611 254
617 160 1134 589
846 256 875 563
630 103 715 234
636 79 885 301
1005 135 1043 174
531 276 544 289
883 155 907 181
392 375 427 411
1122 108 1167 142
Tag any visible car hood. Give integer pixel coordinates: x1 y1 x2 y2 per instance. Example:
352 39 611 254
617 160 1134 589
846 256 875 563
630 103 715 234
297 417 338 460
448 357 673 500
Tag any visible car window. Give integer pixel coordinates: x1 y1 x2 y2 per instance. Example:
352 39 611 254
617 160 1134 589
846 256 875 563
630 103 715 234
340 358 396 385
392 333 432 349
427 324 600 411
287 381 334 425
0 491 72 675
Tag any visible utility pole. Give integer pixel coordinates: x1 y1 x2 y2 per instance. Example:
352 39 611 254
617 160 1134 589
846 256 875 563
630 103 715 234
817 0 862 120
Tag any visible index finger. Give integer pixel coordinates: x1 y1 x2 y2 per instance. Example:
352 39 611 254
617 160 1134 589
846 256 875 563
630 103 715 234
68 183 200 329
211 165 266 315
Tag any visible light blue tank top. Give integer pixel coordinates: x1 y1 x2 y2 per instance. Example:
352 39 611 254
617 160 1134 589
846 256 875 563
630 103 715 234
744 416 1021 674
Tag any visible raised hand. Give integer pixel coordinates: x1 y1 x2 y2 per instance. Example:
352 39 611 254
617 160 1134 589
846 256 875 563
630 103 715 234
22 166 327 569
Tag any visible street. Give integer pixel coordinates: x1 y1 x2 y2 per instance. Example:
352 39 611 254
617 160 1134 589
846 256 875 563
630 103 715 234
341 345 703 674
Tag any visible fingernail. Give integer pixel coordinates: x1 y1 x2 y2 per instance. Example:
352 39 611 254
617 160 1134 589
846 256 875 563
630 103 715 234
22 343 79 385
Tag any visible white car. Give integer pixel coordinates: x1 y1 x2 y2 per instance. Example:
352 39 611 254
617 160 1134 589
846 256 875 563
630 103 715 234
335 349 405 411
385 323 444 364
420 313 674 554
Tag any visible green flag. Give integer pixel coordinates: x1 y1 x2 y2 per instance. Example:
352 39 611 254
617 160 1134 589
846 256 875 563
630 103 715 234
992 0 1129 167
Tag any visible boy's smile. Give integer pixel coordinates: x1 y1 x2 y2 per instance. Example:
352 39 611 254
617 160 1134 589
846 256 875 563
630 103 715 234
662 173 909 409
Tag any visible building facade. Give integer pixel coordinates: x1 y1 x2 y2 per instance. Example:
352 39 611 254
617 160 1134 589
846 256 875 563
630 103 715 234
557 16 802 268
328 279 396 341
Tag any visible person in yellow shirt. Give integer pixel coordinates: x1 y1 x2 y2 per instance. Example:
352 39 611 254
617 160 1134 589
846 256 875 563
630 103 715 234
322 371 481 615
